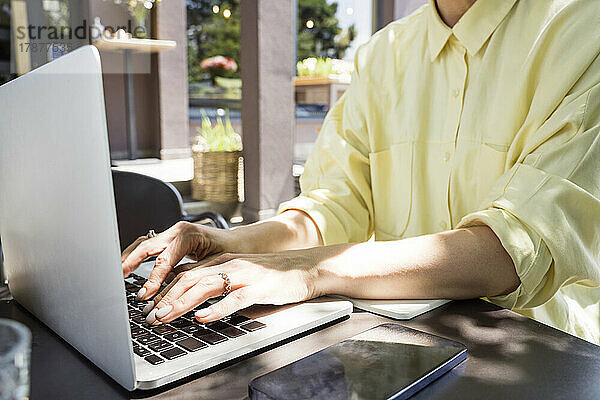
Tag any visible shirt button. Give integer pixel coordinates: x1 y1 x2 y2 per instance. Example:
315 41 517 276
440 221 448 230
452 89 460 98
443 152 451 162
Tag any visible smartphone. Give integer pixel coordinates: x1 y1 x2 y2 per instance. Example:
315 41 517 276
248 324 466 400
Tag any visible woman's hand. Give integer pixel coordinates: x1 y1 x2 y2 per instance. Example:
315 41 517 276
143 250 322 325
122 211 324 302
121 221 235 300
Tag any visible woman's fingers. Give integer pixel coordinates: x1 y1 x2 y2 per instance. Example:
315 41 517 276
150 270 201 310
148 274 226 324
121 236 146 264
122 222 189 277
137 234 196 300
122 236 168 277
141 258 222 314
141 271 184 314
122 236 151 277
195 288 253 323
138 225 221 300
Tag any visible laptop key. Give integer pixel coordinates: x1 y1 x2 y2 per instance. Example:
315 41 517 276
131 326 148 337
152 325 177 335
131 275 147 285
170 319 192 329
206 320 247 338
131 315 147 324
205 321 232 332
125 282 140 292
219 326 247 338
164 331 188 342
193 329 228 345
161 347 187 360
240 321 266 332
177 337 208 352
144 355 165 365
227 314 252 326
137 333 161 345
148 340 174 352
181 325 202 334
134 346 151 357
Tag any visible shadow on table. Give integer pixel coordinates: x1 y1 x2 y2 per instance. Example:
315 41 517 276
406 300 600 400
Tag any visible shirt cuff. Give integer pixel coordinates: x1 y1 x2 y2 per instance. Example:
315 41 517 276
278 195 349 246
456 208 553 310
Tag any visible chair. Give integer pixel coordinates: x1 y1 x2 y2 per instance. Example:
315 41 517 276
111 169 229 251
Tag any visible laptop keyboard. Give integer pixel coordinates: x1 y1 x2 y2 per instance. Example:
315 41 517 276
125 273 266 365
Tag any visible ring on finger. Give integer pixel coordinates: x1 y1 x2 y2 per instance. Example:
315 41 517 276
218 272 231 296
146 229 157 239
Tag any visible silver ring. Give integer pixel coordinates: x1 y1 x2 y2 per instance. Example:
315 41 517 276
218 272 231 296
146 230 157 239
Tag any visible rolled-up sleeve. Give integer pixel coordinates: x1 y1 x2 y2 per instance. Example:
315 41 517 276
458 81 600 310
278 52 373 245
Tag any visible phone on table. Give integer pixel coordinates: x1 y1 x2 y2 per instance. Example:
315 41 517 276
248 324 467 400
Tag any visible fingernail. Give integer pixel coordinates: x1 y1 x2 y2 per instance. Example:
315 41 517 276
145 308 157 325
136 287 147 300
195 308 211 319
142 301 154 315
155 305 172 319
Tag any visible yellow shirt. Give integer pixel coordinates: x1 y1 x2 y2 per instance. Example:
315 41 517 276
279 0 600 344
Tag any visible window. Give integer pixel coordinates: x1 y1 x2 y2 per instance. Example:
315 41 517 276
186 0 373 172
187 0 242 143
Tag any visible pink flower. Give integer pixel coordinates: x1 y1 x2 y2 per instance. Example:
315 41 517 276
200 56 238 72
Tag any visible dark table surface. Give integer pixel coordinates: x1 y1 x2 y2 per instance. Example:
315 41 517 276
1 295 599 400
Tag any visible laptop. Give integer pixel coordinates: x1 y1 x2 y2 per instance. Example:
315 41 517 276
0 45 352 391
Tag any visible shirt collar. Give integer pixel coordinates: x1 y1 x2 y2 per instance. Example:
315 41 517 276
427 0 518 61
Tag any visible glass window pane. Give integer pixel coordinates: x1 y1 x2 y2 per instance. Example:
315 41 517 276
187 1 242 144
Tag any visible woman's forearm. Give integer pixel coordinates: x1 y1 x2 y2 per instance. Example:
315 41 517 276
311 226 520 300
228 210 323 254
140 225 521 324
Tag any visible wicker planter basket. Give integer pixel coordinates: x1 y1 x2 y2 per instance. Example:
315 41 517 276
192 150 242 203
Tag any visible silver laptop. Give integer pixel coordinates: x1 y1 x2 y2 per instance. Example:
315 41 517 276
0 45 352 390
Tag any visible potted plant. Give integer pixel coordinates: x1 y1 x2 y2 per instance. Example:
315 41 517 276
191 110 242 203
200 56 238 86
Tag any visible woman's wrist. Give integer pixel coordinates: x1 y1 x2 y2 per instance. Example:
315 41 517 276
219 210 322 255
303 243 353 299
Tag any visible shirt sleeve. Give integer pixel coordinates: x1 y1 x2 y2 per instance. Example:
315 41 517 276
457 77 600 310
278 50 374 245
